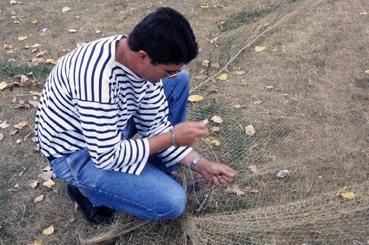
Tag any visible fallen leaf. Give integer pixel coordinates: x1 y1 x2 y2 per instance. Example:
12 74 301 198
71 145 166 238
43 179 55 188
217 73 228 81
277 169 290 179
359 11 368 15
255 45 266 52
39 171 52 181
3 44 12 49
365 69 369 75
30 58 46 66
245 124 256 136
244 187 259 193
95 29 102 34
206 137 220 146
211 63 220 69
0 82 8 91
211 115 223 124
0 121 10 129
67 29 78 33
34 194 44 203
29 180 39 189
10 129 18 136
233 104 241 109
42 225 55 235
248 165 258 173
211 126 221 133
14 183 19 189
200 4 209 9
225 185 245 196
16 139 22 144
207 84 218 93
28 239 45 245
0 133 4 141
13 121 28 129
30 91 41 96
188 94 204 102
234 71 245 75
202 59 210 68
266 85 274 90
18 35 28 41
253 100 263 105
36 51 47 57
46 58 57 65
31 18 38 25
62 6 71 13
40 28 48 33
340 191 355 200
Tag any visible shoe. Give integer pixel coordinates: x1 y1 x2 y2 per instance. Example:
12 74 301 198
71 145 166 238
66 185 115 225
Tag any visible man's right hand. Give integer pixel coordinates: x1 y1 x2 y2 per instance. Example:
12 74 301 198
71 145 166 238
172 121 208 146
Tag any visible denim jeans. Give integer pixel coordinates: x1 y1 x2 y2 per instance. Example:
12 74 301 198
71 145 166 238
49 71 190 221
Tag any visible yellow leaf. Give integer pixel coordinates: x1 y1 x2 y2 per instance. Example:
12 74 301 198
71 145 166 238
43 179 55 188
13 121 28 129
200 4 209 9
62 6 71 13
42 225 55 235
18 35 28 41
207 137 220 146
30 91 42 96
28 239 45 245
3 44 12 49
46 58 58 65
255 45 266 52
0 82 8 91
31 19 38 25
340 192 355 200
217 73 228 81
188 94 204 102
68 29 78 33
364 69 369 75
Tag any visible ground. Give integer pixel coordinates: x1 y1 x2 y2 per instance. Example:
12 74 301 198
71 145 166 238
1 0 369 244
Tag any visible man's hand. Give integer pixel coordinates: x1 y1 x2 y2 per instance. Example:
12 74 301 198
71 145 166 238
173 121 208 146
196 159 238 186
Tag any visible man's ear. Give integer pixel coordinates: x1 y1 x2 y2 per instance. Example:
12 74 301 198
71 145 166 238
137 50 150 65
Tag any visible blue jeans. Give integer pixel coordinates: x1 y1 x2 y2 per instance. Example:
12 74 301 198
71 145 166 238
49 71 190 221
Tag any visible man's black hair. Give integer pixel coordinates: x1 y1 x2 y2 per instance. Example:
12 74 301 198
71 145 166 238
128 7 199 65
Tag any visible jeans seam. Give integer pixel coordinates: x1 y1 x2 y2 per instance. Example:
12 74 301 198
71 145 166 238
80 183 184 219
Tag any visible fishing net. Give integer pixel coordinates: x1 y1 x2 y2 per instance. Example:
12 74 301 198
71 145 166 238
78 0 369 244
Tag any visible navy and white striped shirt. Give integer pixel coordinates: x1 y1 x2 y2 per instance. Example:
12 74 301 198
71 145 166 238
35 35 191 175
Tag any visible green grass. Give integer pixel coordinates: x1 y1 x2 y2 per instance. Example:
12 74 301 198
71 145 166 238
0 59 52 81
222 4 281 32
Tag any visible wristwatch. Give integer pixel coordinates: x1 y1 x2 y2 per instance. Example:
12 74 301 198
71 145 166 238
190 153 201 170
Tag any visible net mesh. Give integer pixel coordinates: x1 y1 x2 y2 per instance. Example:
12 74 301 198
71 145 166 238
79 0 369 244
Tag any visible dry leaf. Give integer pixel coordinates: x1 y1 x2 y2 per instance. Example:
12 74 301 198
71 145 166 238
0 82 8 91
202 60 210 68
248 165 258 173
43 179 55 188
225 185 245 196
0 133 4 142
42 225 55 235
13 121 28 129
95 29 102 34
211 115 223 124
245 124 256 136
207 84 218 93
277 169 290 179
36 51 47 57
31 18 38 25
211 62 220 69
217 73 228 81
34 194 44 203
16 139 22 144
340 192 355 200
359 11 368 15
30 91 41 96
30 58 46 66
266 85 274 90
188 94 204 102
3 44 12 49
253 100 263 105
10 129 18 136
18 35 28 41
200 4 209 9
0 121 10 129
29 180 39 189
254 45 266 52
233 104 241 109
28 239 45 245
211 126 221 133
244 187 259 193
234 71 245 75
39 171 52 181
46 58 57 65
365 69 369 75
62 6 71 13
67 29 78 33
206 137 220 146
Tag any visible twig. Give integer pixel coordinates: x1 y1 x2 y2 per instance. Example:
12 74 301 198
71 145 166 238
231 118 244 132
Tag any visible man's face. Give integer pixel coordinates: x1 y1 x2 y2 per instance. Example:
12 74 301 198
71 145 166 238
141 62 185 83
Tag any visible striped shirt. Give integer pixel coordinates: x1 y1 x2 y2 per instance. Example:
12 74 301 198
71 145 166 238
35 35 191 175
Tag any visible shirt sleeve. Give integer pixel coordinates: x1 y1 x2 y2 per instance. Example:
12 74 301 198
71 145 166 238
133 81 192 167
75 99 150 175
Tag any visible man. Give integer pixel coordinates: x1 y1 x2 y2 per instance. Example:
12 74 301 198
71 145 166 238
35 7 238 224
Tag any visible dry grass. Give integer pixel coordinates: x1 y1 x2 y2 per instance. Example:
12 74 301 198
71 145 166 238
1 0 369 244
